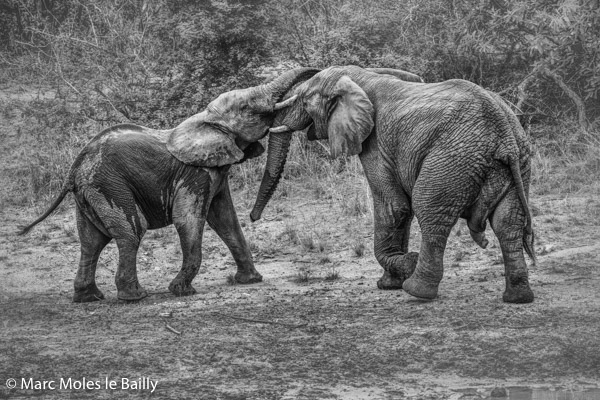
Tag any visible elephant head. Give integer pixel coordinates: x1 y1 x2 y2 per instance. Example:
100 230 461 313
166 67 321 167
249 66 423 221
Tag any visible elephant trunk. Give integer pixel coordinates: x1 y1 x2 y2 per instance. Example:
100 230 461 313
261 68 320 109
250 131 293 221
249 67 320 222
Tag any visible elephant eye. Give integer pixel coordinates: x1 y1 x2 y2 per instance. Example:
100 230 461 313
206 122 230 135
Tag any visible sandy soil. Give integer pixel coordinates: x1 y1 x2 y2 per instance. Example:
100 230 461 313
1 181 599 399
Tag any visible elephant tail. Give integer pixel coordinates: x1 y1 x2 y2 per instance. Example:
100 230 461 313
18 184 72 236
491 90 536 265
18 144 92 235
508 156 536 265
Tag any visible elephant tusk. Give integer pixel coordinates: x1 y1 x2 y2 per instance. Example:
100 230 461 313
269 125 291 134
273 95 298 110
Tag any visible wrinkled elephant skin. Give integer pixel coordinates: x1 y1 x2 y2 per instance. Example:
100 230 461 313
21 121 264 302
260 66 536 303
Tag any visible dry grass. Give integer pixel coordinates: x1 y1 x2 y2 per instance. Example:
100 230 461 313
2 97 599 242
531 127 600 196
352 241 366 257
294 266 313 283
0 97 101 210
324 266 341 281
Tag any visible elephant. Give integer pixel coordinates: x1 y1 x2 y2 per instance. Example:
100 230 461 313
18 67 320 302
264 65 536 303
249 66 536 304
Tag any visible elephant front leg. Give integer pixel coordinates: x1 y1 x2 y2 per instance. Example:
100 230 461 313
170 217 206 297
371 191 418 290
73 207 111 303
207 183 262 284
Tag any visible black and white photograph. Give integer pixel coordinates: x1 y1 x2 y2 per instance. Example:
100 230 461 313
1 0 599 398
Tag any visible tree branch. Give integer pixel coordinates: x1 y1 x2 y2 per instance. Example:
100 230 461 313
540 66 591 132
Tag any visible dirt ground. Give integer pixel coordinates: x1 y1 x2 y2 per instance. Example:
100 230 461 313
1 87 599 399
1 181 600 399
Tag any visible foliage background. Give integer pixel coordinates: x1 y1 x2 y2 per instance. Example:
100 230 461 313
0 0 599 206
2 0 599 127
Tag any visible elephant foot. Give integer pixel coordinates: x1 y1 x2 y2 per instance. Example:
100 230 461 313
503 275 534 303
402 276 439 300
235 270 263 284
168 280 198 297
377 270 404 290
377 252 419 290
117 281 148 302
73 283 105 303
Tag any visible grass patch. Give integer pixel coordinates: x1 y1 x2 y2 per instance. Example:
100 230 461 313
352 241 366 257
298 233 326 252
294 267 312 284
299 234 316 251
319 256 332 264
324 267 340 281
281 223 300 245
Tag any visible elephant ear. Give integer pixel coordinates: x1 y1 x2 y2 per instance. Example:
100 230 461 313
327 76 374 158
167 113 244 167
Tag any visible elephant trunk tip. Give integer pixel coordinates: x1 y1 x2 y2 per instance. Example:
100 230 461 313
17 225 32 236
249 209 262 222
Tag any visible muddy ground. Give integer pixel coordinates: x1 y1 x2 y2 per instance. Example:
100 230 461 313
1 89 599 399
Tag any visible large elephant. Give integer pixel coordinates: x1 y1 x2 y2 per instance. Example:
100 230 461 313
19 68 319 302
254 66 536 303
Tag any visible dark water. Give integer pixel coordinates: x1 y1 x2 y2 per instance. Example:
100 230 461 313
456 386 600 399
503 387 600 400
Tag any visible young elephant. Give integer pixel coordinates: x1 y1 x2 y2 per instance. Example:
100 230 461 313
19 68 319 302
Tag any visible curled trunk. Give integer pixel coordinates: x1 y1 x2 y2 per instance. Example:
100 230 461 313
262 68 320 108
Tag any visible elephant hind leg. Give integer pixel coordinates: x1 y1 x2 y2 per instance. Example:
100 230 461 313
490 188 534 304
80 187 149 301
403 162 479 300
168 186 212 297
108 216 148 301
114 237 148 301
73 206 111 303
